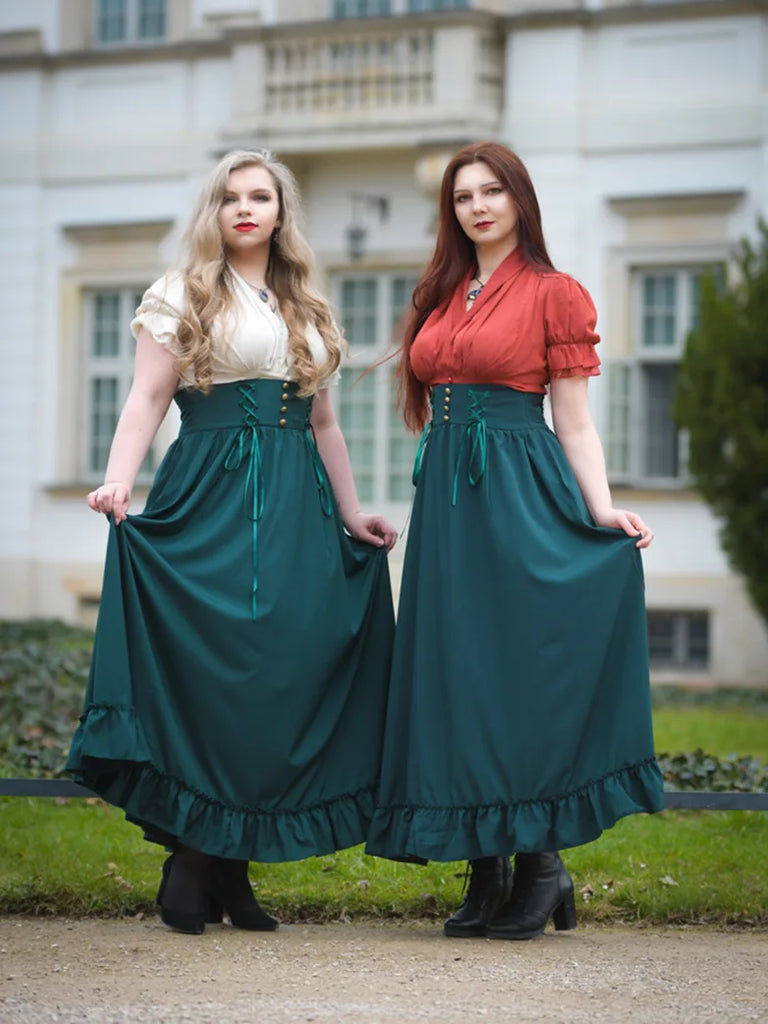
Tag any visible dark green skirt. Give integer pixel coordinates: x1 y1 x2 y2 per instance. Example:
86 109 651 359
67 378 395 861
366 383 663 862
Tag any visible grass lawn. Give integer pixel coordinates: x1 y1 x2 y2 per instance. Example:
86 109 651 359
0 798 765 926
652 705 768 760
1 695 766 926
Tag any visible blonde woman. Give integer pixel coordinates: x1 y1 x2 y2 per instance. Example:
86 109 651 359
67 150 397 935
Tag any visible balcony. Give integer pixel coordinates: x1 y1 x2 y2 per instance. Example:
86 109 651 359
222 14 504 154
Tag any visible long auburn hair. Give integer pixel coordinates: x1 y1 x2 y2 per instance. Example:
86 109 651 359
399 142 555 430
174 149 342 395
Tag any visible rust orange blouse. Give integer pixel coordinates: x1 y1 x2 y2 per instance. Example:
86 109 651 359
410 247 601 393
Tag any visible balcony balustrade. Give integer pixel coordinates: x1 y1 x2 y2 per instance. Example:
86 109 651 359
223 16 504 153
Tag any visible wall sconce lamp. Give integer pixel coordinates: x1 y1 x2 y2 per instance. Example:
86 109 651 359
346 193 389 262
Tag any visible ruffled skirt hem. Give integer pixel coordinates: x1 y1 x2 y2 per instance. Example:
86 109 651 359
365 758 664 861
67 704 377 862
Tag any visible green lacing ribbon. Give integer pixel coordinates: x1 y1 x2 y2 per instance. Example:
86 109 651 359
412 421 432 487
451 389 489 507
305 423 334 517
224 384 265 619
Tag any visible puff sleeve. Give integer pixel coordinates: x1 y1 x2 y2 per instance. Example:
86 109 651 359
306 322 342 390
130 273 186 354
543 274 601 380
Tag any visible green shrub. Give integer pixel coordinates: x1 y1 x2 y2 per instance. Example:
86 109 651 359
657 749 768 792
652 684 768 710
2 619 768 792
0 620 92 777
0 618 93 652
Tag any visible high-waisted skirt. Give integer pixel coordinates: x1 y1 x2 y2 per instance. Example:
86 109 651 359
366 383 663 862
67 378 395 862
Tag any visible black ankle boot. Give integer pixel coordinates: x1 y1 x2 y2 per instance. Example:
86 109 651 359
157 846 212 935
158 854 223 925
211 858 279 931
443 857 513 938
485 851 576 940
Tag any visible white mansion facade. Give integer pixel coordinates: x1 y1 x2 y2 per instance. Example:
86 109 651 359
1 0 766 684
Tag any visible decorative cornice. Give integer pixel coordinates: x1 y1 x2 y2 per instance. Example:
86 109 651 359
62 220 173 244
225 8 499 42
0 9 502 72
608 191 745 216
501 0 768 31
0 2 762 71
0 37 229 71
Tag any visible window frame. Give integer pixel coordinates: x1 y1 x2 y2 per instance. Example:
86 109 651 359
82 284 154 485
633 265 701 486
606 249 727 488
332 0 392 17
93 0 167 48
332 268 421 506
331 0 468 16
406 0 469 11
647 609 711 673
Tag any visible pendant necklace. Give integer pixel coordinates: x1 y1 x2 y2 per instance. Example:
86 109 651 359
466 274 486 302
245 278 278 315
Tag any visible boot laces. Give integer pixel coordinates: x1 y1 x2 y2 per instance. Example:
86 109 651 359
461 858 498 900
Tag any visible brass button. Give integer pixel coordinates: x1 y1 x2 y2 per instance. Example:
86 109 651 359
443 414 449 422
280 405 287 413
279 418 287 427
444 395 451 404
445 386 451 395
281 392 289 401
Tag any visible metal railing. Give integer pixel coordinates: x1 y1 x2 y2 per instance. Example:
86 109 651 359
1 778 766 810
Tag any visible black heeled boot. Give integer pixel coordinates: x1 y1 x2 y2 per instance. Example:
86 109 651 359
485 851 576 940
156 846 213 935
443 856 513 938
210 858 279 931
158 854 223 925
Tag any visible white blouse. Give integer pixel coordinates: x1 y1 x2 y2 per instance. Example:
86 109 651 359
130 268 338 389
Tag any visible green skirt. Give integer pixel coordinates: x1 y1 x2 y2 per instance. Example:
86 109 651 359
67 379 395 862
366 384 663 862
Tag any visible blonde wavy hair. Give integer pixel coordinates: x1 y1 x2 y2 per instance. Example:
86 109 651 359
174 149 343 395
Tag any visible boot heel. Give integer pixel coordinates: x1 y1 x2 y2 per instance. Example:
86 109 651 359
157 846 211 936
207 897 224 924
156 854 172 906
552 888 577 931
211 858 279 931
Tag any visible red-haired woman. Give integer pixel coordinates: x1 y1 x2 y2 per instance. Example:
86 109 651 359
366 142 663 940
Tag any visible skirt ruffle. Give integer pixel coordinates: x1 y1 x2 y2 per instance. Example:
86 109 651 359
69 705 379 861
67 380 395 861
368 759 663 861
366 384 663 862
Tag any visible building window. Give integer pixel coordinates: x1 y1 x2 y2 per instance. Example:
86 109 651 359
607 264 723 485
647 610 710 671
407 0 468 9
84 287 153 480
95 0 166 45
333 0 391 17
335 271 420 503
332 0 467 13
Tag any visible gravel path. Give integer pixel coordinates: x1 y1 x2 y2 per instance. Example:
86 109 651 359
1 917 766 1023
